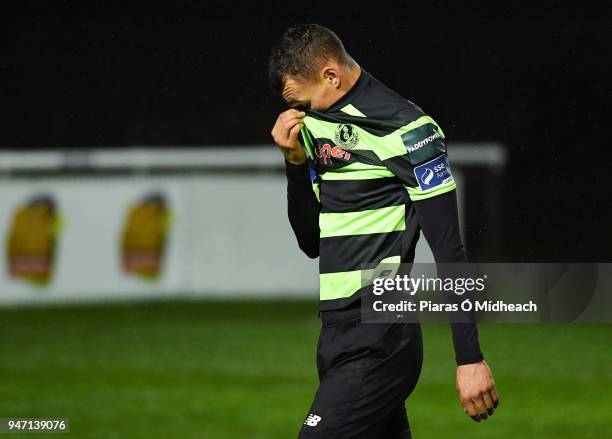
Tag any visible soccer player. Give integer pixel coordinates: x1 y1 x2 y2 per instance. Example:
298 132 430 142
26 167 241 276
269 24 499 438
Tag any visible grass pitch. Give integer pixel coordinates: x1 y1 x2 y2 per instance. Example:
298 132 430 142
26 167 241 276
0 299 610 438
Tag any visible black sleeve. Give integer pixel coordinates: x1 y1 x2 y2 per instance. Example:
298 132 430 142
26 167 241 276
285 160 320 259
413 190 485 366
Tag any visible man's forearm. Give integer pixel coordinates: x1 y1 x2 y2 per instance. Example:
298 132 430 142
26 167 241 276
414 190 484 365
286 160 320 258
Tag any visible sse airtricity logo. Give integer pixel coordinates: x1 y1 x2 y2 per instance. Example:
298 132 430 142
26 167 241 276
304 414 322 426
420 168 434 185
414 154 454 191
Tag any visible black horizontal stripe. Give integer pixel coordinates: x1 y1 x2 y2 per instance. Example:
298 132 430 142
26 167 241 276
382 156 418 187
319 231 403 274
319 177 409 213
318 291 365 311
309 138 384 172
306 70 426 137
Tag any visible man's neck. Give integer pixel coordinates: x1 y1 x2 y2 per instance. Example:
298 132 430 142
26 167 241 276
324 64 362 110
340 64 362 94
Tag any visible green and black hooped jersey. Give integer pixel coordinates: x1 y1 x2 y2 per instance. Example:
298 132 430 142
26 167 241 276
300 69 456 311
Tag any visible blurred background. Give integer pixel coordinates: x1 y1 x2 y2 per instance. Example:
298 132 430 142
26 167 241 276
1 2 611 438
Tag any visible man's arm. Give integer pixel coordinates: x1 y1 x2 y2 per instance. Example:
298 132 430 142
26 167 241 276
414 190 499 421
413 190 483 365
370 111 499 421
271 109 320 257
285 161 320 258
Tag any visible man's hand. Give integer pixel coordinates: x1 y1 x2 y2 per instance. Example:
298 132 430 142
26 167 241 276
271 109 307 165
456 360 499 422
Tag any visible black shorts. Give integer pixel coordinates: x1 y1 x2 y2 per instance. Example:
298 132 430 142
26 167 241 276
298 300 424 439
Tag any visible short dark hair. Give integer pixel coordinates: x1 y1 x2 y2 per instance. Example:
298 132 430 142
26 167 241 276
268 24 354 94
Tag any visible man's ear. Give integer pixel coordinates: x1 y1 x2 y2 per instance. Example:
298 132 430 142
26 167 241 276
322 66 340 88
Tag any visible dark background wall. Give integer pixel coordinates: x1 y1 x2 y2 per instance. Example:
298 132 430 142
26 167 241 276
2 2 611 261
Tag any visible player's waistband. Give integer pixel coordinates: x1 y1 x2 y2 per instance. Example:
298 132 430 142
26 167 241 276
320 298 362 326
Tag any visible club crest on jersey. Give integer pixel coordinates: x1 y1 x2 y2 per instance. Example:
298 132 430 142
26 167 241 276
334 124 359 150
314 143 351 165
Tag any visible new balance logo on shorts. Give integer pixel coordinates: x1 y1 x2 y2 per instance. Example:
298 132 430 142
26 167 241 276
304 414 321 426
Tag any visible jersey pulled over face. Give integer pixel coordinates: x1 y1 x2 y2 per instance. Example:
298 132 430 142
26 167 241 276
299 69 456 310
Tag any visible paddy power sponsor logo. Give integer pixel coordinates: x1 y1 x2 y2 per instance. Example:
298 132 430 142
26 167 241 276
401 122 446 165
6 196 60 285
121 193 170 279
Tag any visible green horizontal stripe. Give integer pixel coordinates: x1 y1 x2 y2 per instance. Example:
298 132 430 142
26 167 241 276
319 270 362 301
320 162 395 180
406 180 456 201
374 116 443 161
312 182 320 201
300 125 315 160
304 114 445 162
303 116 337 141
340 104 367 117
319 204 405 238
320 255 401 301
